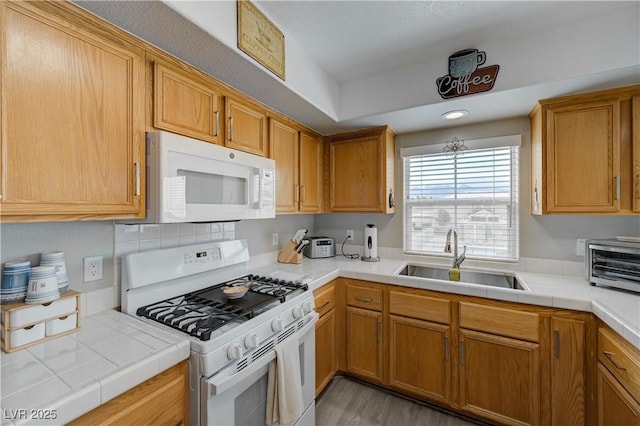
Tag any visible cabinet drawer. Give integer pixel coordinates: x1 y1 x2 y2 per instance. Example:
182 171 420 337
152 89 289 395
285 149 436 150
599 327 640 402
1 322 45 349
389 290 450 324
459 302 539 342
346 282 383 311
45 313 77 337
7 296 77 328
313 283 336 317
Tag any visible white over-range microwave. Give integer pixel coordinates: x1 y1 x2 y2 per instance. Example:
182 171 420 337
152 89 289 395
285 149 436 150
128 131 275 223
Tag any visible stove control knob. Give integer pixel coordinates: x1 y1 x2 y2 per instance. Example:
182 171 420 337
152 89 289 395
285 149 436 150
271 318 284 332
227 342 244 360
244 333 259 350
302 301 313 313
292 306 304 319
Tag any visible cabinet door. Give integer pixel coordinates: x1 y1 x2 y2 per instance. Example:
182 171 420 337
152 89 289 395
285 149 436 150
226 98 268 157
551 318 586 426
1 2 145 221
346 306 384 384
270 119 299 213
389 315 450 405
546 99 620 213
299 132 323 213
459 329 540 426
633 96 640 212
315 309 337 397
330 135 383 212
154 61 222 144
598 363 640 426
69 361 188 425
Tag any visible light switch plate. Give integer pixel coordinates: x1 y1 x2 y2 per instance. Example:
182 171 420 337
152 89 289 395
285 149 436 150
576 239 586 256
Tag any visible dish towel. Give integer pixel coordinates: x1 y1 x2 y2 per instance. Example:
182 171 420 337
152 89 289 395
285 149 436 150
266 337 304 425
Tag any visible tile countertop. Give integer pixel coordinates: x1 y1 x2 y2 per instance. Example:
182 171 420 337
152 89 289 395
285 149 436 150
251 255 640 351
0 310 190 426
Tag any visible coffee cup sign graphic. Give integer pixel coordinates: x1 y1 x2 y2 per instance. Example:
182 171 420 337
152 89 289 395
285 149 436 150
449 49 486 78
437 49 499 99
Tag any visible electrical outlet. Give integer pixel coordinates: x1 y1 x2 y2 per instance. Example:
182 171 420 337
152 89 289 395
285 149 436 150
576 238 587 256
272 233 279 246
84 256 103 282
346 229 354 241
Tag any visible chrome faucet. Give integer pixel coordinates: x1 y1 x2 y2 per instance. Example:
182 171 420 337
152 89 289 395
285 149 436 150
444 228 466 269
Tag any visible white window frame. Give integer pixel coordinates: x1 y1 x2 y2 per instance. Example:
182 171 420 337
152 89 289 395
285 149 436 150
401 135 521 262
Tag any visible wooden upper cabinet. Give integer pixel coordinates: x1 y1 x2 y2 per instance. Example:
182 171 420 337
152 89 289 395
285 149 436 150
530 85 640 214
153 60 222 144
0 1 145 222
633 96 640 213
299 132 323 213
327 125 395 213
270 119 299 212
270 119 323 214
226 97 268 157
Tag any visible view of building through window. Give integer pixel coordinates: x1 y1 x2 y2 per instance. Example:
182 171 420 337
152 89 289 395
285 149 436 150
403 146 519 261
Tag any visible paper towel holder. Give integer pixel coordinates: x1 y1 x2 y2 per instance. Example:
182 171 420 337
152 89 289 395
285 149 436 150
362 223 380 262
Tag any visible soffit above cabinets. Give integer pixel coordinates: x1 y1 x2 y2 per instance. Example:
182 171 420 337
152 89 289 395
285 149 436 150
76 1 640 135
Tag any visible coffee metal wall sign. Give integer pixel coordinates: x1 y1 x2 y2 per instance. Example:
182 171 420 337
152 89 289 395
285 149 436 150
237 0 285 80
436 49 499 99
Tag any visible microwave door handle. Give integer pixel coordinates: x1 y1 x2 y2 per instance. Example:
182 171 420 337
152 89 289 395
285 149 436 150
255 170 262 207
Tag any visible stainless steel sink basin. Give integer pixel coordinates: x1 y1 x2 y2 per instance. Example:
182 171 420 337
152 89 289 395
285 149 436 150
398 264 526 290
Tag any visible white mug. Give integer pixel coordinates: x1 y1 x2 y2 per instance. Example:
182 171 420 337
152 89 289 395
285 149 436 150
25 266 60 304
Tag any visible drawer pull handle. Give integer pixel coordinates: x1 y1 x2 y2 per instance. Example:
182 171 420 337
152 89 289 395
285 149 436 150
355 296 373 303
603 351 627 371
214 111 219 137
554 330 560 358
460 341 465 366
376 322 382 342
317 300 331 310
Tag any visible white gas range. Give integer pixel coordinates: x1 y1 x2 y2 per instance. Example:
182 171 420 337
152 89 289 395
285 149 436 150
121 240 317 426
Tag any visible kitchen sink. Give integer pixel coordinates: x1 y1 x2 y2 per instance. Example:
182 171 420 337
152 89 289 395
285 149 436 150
398 264 526 290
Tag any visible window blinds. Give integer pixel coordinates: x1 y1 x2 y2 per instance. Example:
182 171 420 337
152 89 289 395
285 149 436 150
403 146 519 261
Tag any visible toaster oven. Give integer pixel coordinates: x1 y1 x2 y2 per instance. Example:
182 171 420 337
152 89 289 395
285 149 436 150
303 237 335 258
587 239 640 293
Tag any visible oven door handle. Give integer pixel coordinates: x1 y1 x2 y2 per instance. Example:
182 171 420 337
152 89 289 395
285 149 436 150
206 313 318 398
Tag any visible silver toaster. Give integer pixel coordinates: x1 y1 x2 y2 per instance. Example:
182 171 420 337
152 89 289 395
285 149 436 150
303 237 335 258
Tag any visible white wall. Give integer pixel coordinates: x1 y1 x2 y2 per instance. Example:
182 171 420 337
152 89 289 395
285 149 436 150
0 216 312 307
315 117 640 262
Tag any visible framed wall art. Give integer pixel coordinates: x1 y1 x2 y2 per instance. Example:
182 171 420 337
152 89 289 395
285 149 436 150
237 0 285 80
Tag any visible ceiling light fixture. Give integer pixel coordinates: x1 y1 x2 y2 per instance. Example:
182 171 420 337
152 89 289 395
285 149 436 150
441 110 468 120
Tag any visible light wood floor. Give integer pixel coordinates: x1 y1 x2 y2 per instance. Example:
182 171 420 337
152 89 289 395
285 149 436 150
316 376 485 426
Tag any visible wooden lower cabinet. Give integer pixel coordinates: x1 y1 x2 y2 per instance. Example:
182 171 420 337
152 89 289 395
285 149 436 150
597 363 640 425
346 306 384 384
388 314 450 404
459 329 540 426
69 361 189 426
315 308 337 396
550 317 588 426
318 280 606 426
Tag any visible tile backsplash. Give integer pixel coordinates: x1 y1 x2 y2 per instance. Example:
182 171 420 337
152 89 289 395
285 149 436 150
114 222 236 258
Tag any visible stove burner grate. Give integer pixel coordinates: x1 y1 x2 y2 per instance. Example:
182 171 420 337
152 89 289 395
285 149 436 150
135 274 308 340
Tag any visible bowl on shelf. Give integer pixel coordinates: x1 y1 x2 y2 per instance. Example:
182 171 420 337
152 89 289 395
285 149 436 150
222 285 248 299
